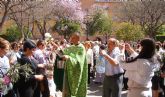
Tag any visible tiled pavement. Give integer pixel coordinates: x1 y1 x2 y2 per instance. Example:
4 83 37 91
87 79 128 97
56 79 128 97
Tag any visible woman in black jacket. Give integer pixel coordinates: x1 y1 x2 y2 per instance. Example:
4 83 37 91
15 40 49 97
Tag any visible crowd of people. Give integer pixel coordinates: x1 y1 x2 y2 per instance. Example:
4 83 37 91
0 33 165 97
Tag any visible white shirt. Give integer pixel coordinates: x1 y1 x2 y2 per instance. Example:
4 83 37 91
130 52 138 58
6 50 21 65
93 45 100 58
157 48 165 60
121 58 159 88
105 47 124 76
0 56 11 95
0 56 10 77
86 48 93 66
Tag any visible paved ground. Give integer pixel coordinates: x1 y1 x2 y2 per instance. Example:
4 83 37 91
87 79 128 97
56 79 128 97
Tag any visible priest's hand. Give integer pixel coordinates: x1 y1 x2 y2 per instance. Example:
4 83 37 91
37 64 45 68
63 55 69 61
34 75 44 81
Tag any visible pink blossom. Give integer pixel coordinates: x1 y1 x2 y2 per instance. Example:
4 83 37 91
52 0 84 23
3 75 11 85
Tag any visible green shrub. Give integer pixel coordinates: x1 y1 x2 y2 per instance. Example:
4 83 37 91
86 11 112 36
53 19 81 38
156 35 165 42
115 22 144 41
5 26 21 42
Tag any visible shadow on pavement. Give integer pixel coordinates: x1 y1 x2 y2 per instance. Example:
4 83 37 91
87 82 102 96
87 79 128 97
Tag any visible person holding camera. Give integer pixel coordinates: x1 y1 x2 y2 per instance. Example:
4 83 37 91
121 38 160 97
100 38 124 97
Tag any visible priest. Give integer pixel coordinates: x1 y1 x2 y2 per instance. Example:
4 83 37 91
62 33 88 97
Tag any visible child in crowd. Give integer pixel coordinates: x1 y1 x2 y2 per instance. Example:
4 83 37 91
95 44 106 84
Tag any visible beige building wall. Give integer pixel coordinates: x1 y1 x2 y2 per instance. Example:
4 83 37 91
80 0 95 10
80 0 122 19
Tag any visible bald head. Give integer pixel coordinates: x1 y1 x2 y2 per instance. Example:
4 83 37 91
70 33 80 45
108 38 119 45
108 38 119 52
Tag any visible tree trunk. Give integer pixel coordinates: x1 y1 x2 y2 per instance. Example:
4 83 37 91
104 33 108 44
150 31 156 39
31 22 35 39
0 7 8 32
86 30 89 40
42 20 47 40
64 31 67 39
20 23 25 40
20 2 25 40
35 20 44 39
42 32 45 40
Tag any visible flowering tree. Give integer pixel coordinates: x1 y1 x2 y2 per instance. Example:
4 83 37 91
0 0 24 32
0 0 84 39
52 0 84 38
32 0 84 39
8 1 40 39
32 1 54 39
52 0 84 23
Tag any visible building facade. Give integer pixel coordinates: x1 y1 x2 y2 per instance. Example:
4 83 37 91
80 0 125 20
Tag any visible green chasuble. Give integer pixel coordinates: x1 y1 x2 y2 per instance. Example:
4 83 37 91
63 43 88 97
